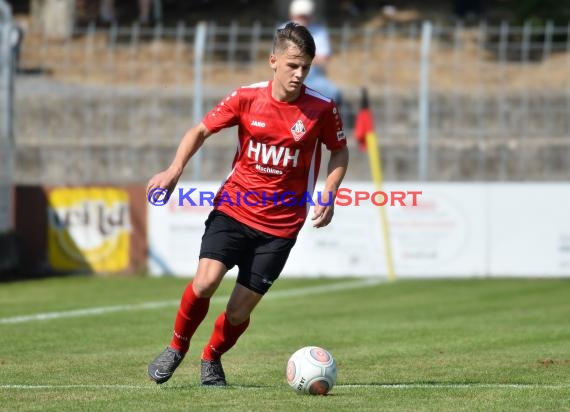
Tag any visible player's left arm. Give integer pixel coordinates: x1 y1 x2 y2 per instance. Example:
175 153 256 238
312 101 349 228
312 145 349 228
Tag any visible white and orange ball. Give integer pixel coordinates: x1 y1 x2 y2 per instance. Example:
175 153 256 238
286 346 337 395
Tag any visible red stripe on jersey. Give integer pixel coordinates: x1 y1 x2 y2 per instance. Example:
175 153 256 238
202 81 346 238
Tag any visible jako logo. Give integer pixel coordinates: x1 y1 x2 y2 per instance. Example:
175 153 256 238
247 140 300 167
250 120 266 128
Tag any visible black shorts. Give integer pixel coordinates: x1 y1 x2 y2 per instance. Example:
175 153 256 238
199 210 296 295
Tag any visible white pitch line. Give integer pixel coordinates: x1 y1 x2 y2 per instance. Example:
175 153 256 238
0 384 151 390
1 383 569 390
0 300 179 325
337 383 570 389
0 278 383 325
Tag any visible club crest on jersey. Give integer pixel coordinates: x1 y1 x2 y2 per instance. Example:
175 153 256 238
290 120 307 141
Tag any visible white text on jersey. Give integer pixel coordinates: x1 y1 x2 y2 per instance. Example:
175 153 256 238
247 140 299 167
250 120 266 128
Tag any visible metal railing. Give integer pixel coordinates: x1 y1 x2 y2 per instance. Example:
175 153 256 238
0 0 13 232
13 20 570 184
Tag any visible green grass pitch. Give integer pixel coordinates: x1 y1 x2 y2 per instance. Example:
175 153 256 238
1 276 570 411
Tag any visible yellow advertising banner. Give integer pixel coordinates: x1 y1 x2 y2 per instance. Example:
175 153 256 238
48 187 131 272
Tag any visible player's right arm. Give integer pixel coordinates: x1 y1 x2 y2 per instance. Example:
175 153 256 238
146 87 240 197
146 122 212 196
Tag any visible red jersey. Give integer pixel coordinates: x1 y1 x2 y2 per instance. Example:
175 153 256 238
202 80 347 239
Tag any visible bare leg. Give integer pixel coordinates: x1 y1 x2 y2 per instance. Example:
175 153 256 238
226 283 263 325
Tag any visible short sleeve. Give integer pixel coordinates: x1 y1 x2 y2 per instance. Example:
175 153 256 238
202 89 241 133
320 102 347 151
310 25 331 57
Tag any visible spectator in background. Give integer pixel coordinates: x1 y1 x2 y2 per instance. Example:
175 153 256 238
10 24 24 73
137 0 153 24
99 0 156 24
288 0 342 104
454 0 484 20
99 0 116 24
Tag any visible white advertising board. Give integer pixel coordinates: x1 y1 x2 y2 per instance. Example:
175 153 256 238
147 182 570 278
147 183 219 276
283 182 488 277
487 184 570 276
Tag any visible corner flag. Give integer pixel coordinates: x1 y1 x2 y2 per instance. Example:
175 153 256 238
355 88 396 281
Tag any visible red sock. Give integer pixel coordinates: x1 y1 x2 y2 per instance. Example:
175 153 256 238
202 312 250 361
170 282 210 354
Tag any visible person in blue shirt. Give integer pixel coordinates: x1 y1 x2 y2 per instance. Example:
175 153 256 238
288 0 342 104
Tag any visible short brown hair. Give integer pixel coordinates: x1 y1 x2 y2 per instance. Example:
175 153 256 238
273 22 315 59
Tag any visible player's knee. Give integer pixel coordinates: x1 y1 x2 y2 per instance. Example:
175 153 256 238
192 282 214 298
192 275 220 297
193 259 227 297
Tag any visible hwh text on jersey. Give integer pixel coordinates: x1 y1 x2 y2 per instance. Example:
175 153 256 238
247 140 299 167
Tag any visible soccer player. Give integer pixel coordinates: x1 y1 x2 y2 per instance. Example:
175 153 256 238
146 22 349 386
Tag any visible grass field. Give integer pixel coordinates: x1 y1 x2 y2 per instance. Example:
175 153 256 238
1 275 570 411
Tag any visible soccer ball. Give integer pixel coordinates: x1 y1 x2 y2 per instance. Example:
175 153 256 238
286 346 337 395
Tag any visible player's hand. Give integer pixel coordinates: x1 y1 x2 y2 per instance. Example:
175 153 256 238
146 168 181 205
311 191 334 228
